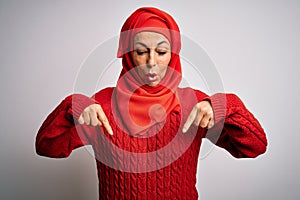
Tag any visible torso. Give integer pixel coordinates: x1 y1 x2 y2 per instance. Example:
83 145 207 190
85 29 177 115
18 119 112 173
90 87 207 199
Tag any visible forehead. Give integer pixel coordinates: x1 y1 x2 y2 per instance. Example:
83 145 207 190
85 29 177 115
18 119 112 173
134 32 170 47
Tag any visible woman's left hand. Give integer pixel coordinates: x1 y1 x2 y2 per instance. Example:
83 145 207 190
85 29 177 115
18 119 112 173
182 100 214 133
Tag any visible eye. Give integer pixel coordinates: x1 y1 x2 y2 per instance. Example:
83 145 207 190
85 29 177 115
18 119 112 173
158 51 167 55
135 50 147 55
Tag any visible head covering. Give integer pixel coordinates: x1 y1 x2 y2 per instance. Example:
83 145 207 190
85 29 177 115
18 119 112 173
114 7 182 135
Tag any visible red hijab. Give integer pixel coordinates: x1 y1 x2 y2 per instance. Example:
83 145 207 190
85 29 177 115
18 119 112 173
114 7 182 135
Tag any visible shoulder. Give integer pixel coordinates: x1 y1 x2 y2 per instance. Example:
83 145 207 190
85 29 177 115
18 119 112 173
92 87 115 104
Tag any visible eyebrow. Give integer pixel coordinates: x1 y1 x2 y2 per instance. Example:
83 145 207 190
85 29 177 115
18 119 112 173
134 41 170 48
157 41 169 46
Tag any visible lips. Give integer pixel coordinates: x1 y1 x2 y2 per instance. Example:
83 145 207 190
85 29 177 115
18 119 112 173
146 73 158 82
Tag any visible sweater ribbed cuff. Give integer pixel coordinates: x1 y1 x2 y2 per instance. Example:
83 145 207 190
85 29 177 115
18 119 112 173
203 93 227 125
65 94 97 121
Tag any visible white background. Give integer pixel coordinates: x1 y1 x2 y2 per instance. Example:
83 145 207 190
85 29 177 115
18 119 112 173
0 0 299 199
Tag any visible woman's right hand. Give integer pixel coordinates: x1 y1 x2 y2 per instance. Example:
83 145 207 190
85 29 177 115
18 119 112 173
78 104 113 135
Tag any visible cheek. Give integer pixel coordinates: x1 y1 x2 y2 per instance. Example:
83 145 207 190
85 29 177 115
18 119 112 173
132 52 139 66
132 55 139 66
159 66 168 78
159 55 171 78
136 66 147 77
133 54 146 66
160 54 171 66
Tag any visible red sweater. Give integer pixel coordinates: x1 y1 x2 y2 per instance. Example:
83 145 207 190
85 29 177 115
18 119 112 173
36 87 267 200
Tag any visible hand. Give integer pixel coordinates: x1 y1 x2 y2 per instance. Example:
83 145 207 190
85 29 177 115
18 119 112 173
182 100 214 133
78 104 113 135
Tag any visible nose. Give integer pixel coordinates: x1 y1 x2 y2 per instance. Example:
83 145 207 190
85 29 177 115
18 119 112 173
147 49 156 67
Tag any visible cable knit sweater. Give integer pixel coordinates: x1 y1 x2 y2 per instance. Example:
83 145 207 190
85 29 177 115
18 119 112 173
36 87 267 200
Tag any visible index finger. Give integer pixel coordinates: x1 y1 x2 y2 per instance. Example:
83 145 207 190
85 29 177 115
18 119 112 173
182 106 197 133
97 109 113 135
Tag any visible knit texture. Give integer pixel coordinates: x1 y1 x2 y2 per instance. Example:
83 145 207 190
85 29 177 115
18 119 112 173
36 88 267 199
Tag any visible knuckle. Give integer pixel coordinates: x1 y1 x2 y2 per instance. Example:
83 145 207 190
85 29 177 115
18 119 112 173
83 109 89 115
98 104 103 111
98 113 104 120
90 106 96 112
83 112 89 119
202 107 209 112
200 120 207 127
91 121 98 126
102 117 108 124
85 105 91 111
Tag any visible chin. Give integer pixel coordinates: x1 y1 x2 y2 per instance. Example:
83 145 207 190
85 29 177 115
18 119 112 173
147 83 159 87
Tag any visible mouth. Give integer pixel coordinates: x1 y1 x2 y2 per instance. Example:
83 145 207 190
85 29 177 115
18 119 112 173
146 73 158 82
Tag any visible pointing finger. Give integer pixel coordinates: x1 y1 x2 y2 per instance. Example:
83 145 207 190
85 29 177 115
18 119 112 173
97 108 113 135
183 106 197 133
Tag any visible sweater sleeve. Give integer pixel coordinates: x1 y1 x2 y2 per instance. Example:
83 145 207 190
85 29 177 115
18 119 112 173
35 94 99 158
204 93 268 158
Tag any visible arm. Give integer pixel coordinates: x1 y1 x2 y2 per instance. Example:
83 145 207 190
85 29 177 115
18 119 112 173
35 94 98 158
206 93 268 158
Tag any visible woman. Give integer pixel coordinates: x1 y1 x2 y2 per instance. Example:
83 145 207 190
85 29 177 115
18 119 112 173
36 7 267 199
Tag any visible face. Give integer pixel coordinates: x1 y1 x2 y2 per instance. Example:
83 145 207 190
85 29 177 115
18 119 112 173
133 32 171 87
